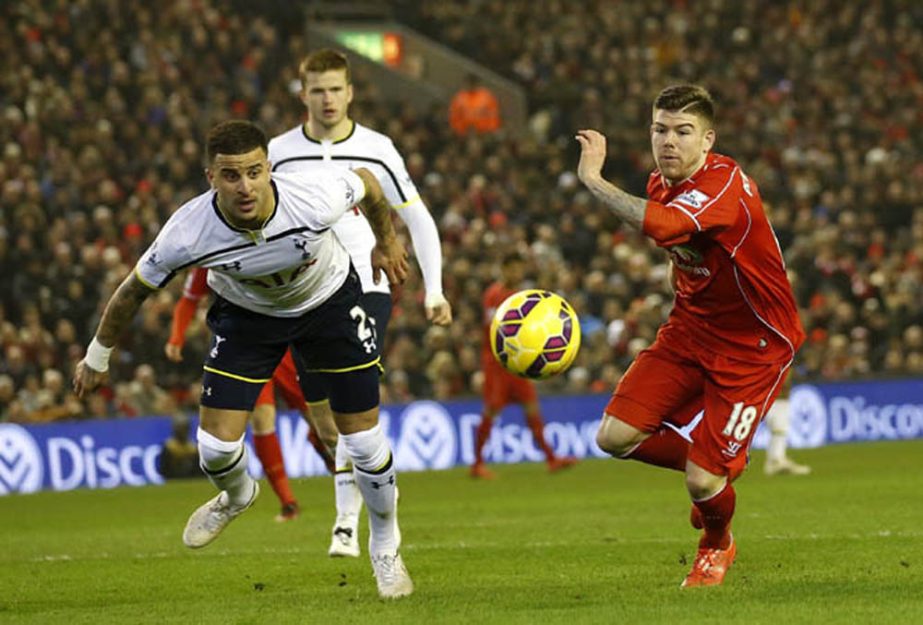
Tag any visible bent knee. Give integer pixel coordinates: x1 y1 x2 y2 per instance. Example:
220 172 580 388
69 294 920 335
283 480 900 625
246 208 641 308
596 414 644 458
685 464 727 500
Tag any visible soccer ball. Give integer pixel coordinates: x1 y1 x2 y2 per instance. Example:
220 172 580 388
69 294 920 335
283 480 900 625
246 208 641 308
489 289 581 379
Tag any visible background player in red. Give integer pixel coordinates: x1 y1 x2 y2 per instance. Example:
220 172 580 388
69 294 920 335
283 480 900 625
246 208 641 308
471 253 577 479
165 267 337 521
576 85 805 587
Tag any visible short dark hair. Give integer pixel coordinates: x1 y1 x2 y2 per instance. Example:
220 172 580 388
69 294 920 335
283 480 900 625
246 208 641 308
654 85 715 127
299 48 351 84
206 121 268 163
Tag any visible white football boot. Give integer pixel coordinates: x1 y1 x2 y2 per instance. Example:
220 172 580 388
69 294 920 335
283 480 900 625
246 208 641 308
183 482 259 548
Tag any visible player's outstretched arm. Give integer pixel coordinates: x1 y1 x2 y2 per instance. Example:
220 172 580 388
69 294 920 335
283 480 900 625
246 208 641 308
354 167 409 286
395 203 452 325
73 272 156 398
575 129 647 230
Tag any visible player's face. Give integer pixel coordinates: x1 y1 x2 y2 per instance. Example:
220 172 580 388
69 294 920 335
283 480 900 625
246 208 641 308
206 148 273 229
301 69 353 130
650 109 715 184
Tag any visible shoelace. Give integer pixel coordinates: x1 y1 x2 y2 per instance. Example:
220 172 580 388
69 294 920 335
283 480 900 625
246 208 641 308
373 555 402 583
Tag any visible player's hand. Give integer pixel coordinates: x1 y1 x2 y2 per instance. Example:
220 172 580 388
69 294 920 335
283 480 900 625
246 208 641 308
72 359 108 399
425 293 453 326
575 129 607 184
164 342 184 362
371 238 409 286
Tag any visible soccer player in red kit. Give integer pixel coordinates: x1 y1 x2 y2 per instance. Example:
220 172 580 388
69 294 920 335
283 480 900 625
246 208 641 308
165 267 336 521
471 253 577 479
576 85 805 587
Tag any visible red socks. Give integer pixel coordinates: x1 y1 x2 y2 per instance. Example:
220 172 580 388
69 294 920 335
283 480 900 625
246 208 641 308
625 427 689 471
694 483 736 549
253 432 296 506
526 417 556 461
474 416 493 465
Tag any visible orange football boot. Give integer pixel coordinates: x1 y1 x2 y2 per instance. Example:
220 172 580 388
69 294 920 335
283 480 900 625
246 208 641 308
547 456 578 473
681 535 737 588
470 463 497 480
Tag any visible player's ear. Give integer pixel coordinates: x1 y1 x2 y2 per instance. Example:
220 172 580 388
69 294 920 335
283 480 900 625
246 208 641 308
703 128 716 153
205 167 215 189
346 83 354 106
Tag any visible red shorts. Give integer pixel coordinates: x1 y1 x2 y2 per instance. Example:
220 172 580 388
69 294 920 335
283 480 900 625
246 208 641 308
482 359 538 411
254 350 306 409
606 322 791 478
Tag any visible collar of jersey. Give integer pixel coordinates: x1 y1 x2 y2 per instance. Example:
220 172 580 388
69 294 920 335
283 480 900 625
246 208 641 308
301 119 356 145
211 180 280 234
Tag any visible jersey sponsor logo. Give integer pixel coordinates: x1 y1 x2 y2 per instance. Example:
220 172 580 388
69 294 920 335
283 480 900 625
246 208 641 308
394 401 458 470
674 189 711 209
0 424 44 494
221 260 243 272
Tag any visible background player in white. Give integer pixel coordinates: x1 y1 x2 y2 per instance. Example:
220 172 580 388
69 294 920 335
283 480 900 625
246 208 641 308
269 48 452 558
73 120 414 599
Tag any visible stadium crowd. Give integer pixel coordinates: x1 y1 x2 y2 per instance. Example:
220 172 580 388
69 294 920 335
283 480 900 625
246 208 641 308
0 0 921 423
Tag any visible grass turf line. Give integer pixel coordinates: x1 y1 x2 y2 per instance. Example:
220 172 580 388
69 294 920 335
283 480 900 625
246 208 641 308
1 440 921 624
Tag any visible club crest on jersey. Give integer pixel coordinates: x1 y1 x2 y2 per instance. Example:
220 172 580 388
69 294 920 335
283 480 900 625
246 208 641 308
292 236 312 260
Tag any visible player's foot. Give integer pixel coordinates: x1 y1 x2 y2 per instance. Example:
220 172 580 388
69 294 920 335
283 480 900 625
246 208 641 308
328 520 361 558
470 463 496 480
274 502 300 523
690 505 704 530
371 552 414 599
183 482 259 549
764 457 811 476
681 535 737 588
548 456 578 473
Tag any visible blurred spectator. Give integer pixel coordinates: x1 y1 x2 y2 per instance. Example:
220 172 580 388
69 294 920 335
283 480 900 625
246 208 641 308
449 73 501 136
158 414 200 479
0 0 920 422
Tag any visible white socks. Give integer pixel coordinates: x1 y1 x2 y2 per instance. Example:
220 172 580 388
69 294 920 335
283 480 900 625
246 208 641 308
340 424 400 555
334 436 364 526
766 399 790 462
197 427 255 507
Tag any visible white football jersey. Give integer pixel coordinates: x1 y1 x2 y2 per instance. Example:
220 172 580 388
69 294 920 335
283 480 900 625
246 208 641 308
268 121 422 294
134 168 365 318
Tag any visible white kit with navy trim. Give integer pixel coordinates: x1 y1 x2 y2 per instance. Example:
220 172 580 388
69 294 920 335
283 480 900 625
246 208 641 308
269 121 442 297
134 168 365 318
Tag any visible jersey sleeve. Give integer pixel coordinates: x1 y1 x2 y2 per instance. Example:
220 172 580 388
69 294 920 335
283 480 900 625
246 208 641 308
642 165 743 247
134 216 192 289
295 167 367 228
378 139 421 209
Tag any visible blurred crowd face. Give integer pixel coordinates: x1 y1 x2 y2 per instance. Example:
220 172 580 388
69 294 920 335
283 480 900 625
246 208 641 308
301 69 353 135
206 149 273 229
650 109 715 184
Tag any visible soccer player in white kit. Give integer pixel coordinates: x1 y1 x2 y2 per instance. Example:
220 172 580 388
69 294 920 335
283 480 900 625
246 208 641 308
73 120 415 599
269 49 452 558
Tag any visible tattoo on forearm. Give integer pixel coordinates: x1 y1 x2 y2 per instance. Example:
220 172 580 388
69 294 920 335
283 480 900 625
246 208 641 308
361 194 396 242
96 276 153 345
588 181 647 230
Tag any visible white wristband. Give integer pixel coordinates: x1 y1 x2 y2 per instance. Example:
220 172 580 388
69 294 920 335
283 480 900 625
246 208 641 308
84 337 113 372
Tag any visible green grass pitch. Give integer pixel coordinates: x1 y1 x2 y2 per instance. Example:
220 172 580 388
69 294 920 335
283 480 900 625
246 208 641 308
2 440 921 624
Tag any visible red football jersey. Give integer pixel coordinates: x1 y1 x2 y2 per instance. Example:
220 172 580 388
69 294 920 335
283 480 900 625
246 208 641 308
642 152 805 363
482 281 517 365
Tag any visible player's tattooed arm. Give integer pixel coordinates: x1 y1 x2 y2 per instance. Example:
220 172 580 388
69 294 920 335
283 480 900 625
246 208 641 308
354 168 409 285
96 273 157 346
575 129 646 230
74 272 156 397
